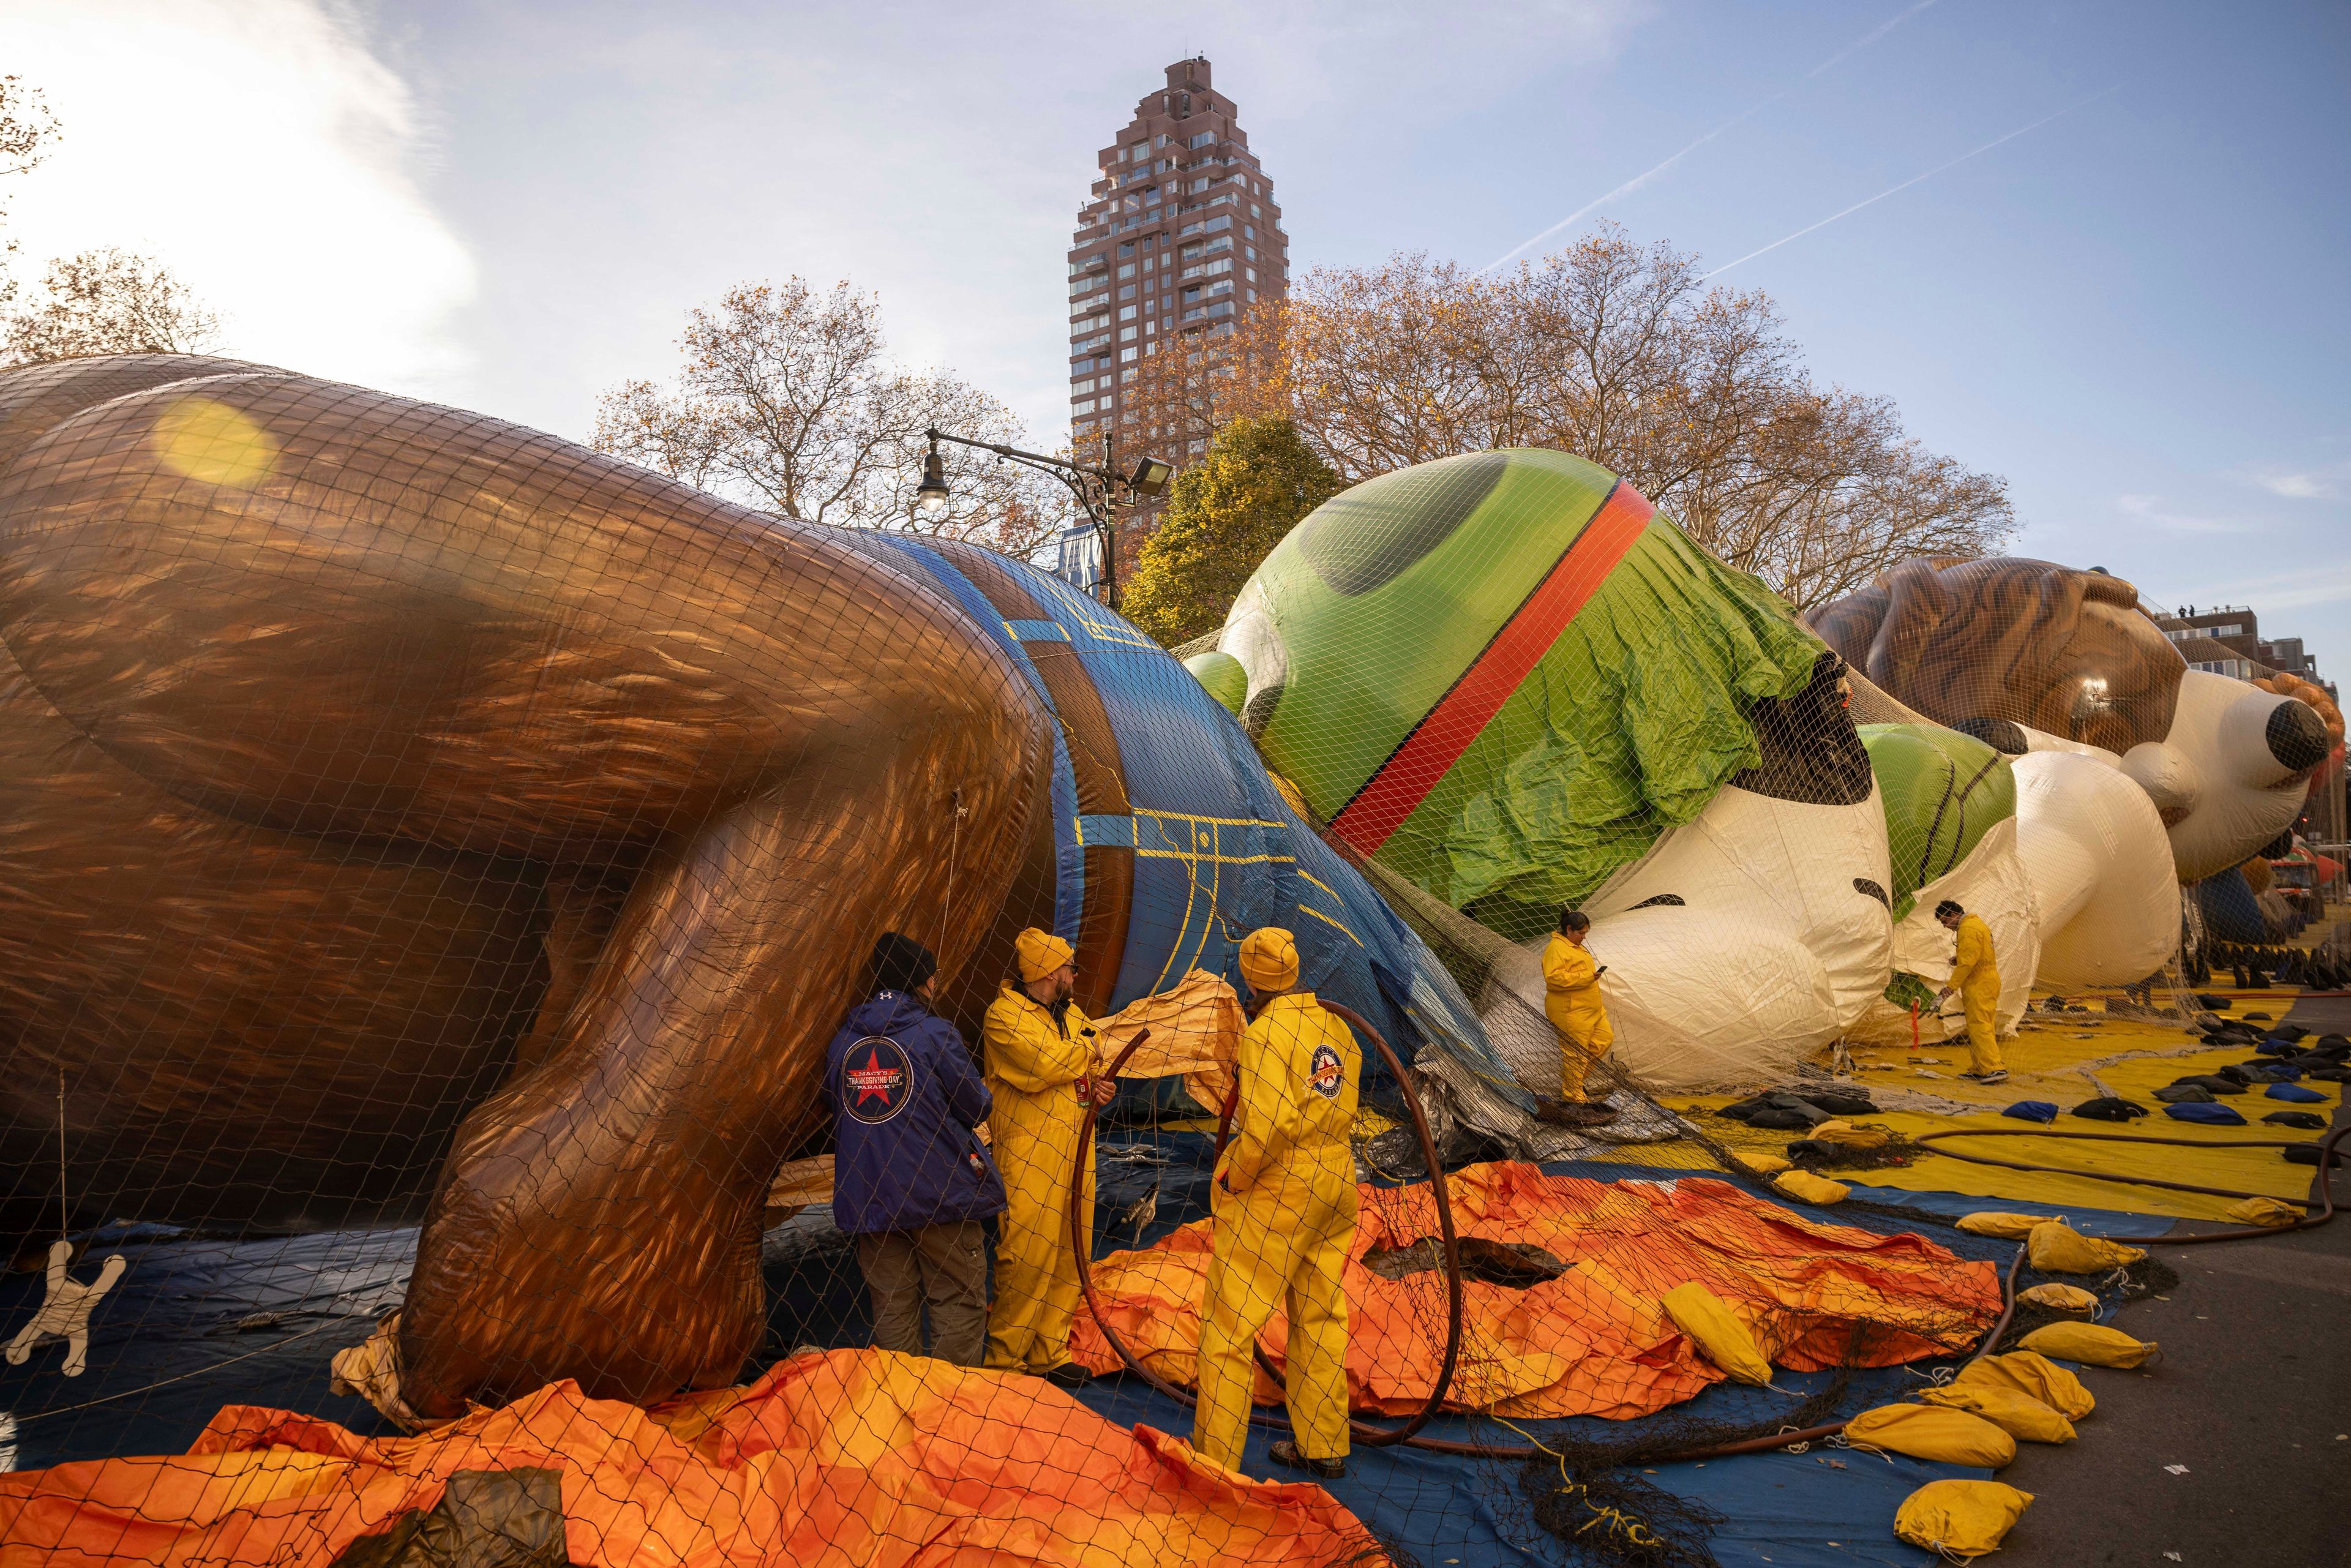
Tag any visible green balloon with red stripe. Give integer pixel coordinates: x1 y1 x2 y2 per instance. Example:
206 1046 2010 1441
1212 448 1826 940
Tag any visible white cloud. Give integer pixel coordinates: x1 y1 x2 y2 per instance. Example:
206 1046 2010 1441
2237 465 2341 501
2115 492 2246 533
0 0 474 392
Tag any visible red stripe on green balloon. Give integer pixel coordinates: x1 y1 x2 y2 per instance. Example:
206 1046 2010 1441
1330 481 1657 857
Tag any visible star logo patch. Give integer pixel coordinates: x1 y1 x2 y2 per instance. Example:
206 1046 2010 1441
841 1035 913 1124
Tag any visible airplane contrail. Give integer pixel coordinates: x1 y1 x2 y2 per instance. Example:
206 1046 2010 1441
1699 88 2119 280
1476 0 1943 276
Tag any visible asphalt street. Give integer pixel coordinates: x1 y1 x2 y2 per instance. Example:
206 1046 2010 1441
1997 992 2351 1568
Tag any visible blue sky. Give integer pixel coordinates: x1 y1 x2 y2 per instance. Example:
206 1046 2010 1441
9 1 2345 675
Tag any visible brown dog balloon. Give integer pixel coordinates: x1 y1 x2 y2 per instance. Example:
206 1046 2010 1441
0 356 1054 1417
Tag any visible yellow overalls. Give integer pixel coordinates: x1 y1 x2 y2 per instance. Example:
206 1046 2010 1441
1542 934 1614 1101
1190 991 1361 1471
1950 913 2003 1075
980 982 1097 1374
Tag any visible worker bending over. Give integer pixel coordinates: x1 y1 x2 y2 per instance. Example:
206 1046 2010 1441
982 928 1115 1386
1935 900 2006 1085
824 933 1006 1365
1537 909 1616 1125
1192 927 1360 1480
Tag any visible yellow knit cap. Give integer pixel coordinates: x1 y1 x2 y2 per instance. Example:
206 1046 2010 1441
1238 926 1299 993
1014 927 1075 983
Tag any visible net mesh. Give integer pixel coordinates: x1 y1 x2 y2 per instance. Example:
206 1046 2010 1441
0 354 2329 1566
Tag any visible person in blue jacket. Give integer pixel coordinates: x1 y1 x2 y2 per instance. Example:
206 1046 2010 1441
825 931 1007 1365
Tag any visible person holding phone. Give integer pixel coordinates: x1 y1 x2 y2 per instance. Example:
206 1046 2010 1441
1539 908 1615 1121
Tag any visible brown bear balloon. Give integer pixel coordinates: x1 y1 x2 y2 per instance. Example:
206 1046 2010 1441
0 356 1049 1417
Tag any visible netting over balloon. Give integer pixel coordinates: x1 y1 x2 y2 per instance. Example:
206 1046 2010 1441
0 359 2336 1567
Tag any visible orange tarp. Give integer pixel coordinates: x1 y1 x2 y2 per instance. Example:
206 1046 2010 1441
1070 1163 2001 1420
0 1349 1381 1568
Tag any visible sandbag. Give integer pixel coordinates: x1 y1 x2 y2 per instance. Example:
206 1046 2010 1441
2070 1096 2147 1122
2000 1100 2059 1123
1957 1351 2094 1420
1919 1383 2077 1443
2265 1082 2327 1103
2153 1084 2215 1104
1772 1169 1850 1205
2262 1111 2327 1130
1894 1480 2035 1559
1659 1281 1774 1386
1956 1212 2048 1240
2016 1283 2099 1316
1790 1087 1877 1117
2284 1142 2347 1168
2167 1075 2243 1096
2164 1101 2246 1126
1844 1402 2016 1468
2224 1196 2302 1228
2016 1321 2158 1368
1809 1122 1892 1149
2026 1221 2145 1274
1730 1152 1793 1176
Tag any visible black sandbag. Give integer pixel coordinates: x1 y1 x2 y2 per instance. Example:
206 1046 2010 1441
2153 1084 2216 1104
2214 1065 2259 1086
1746 1106 1825 1131
2307 1066 2351 1083
1787 1087 1876 1117
2195 993 2234 1010
2282 1143 2347 1169
2072 1096 2148 1122
2271 1024 2311 1042
2244 1011 2273 1021
2168 1075 2245 1096
2319 1033 2350 1051
2263 1111 2328 1130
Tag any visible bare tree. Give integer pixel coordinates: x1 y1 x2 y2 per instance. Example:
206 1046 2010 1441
1141 226 2014 611
1 75 61 262
2 247 222 366
594 279 1068 556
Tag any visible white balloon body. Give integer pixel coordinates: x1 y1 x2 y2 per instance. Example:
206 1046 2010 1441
1487 784 1894 1092
2012 750 2178 985
1844 816 2042 1046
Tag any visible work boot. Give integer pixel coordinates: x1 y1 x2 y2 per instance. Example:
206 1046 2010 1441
1959 1069 2009 1086
1533 1096 1619 1128
1269 1439 1344 1479
1039 1363 1092 1389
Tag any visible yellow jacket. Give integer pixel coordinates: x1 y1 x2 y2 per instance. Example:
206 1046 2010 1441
982 983 1096 1174
1951 914 2000 1001
1218 992 1359 1195
1542 934 1613 1051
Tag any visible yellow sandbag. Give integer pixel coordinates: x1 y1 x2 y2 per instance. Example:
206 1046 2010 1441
2016 1321 2158 1368
1659 1282 1774 1386
2026 1220 2146 1274
1895 1480 2034 1559
1731 1152 1793 1176
1843 1403 2015 1468
2016 1283 2099 1316
1919 1384 2076 1443
1772 1169 1850 1205
1955 1351 2094 1420
1810 1123 1892 1150
2225 1196 2301 1228
1955 1211 2048 1239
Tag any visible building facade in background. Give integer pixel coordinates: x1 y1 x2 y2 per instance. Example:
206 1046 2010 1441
2154 604 2334 697
1065 58 1288 460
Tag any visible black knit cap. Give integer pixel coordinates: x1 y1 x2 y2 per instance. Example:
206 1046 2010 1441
870 932 938 995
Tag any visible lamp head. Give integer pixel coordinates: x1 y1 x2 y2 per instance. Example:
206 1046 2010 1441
1127 456 1173 498
914 441 951 521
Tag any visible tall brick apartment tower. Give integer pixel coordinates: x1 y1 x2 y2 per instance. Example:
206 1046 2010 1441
1065 57 1288 459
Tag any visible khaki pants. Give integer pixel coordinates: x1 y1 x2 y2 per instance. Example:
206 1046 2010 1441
856 1219 989 1367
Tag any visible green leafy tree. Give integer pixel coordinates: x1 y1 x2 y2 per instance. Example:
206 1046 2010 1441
1122 416 1340 648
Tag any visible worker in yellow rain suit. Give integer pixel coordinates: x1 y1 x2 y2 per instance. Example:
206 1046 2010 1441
982 928 1116 1386
1537 909 1616 1125
1192 927 1360 1480
1935 899 2006 1084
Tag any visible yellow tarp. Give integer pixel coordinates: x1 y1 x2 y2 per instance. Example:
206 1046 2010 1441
1641 996 2340 1221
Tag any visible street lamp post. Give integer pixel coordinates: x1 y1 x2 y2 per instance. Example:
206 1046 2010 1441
914 426 1172 610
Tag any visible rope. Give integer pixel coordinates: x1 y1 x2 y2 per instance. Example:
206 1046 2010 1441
9 1317 356 1426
